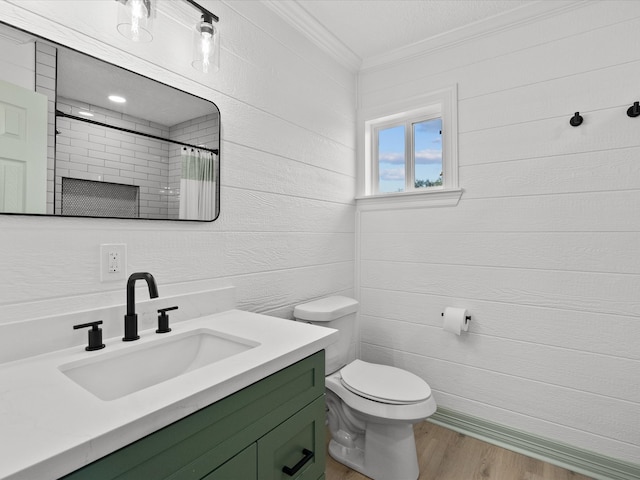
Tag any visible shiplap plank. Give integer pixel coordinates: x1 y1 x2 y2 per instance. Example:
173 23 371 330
360 344 640 447
359 288 640 361
358 190 640 233
222 142 355 204
221 100 355 177
0 227 231 304
361 232 640 274
221 232 353 275
459 59 640 134
460 106 640 167
360 315 639 401
460 147 640 198
219 188 355 233
360 261 640 317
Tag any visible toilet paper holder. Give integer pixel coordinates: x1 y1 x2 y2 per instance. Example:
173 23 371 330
441 312 471 324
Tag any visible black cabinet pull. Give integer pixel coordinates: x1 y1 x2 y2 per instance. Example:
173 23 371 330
282 448 314 476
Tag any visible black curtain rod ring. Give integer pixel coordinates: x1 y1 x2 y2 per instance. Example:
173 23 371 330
569 111 583 127
627 101 640 118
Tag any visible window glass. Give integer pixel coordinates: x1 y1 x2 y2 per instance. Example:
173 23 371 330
377 125 405 193
413 118 442 189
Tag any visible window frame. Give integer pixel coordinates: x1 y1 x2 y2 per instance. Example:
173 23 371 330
357 85 461 207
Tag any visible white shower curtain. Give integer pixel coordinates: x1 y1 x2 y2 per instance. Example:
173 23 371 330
179 148 216 220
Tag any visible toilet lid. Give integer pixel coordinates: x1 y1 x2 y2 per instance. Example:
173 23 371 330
340 360 431 405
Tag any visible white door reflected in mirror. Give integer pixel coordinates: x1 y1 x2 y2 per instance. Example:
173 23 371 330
0 79 48 214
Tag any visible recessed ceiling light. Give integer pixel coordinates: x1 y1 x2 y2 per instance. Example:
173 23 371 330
108 95 127 104
78 111 94 117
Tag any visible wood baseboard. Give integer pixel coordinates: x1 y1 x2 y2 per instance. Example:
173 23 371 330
428 407 640 480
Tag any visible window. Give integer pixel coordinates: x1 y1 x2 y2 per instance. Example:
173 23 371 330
359 85 461 207
374 116 443 194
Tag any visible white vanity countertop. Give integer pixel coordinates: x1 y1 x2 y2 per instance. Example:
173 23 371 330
0 310 337 480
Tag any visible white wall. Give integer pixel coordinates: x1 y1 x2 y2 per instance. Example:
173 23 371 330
0 0 356 318
356 1 640 464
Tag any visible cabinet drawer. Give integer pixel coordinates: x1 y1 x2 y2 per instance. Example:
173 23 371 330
202 444 256 480
257 396 326 480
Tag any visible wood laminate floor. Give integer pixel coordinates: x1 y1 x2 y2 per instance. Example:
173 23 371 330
325 421 594 480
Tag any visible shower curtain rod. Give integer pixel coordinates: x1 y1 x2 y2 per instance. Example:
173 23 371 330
56 110 219 155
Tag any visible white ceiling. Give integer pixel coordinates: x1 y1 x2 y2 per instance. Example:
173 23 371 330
56 47 215 127
298 0 530 59
266 0 545 69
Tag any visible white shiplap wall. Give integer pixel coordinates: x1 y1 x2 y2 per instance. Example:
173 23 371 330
356 0 640 464
0 0 355 319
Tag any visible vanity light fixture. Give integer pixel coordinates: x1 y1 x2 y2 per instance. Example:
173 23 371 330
116 0 155 43
113 0 220 73
185 0 220 74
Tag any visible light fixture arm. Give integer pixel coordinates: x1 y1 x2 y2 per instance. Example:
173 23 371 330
141 0 152 18
184 0 219 23
115 0 153 19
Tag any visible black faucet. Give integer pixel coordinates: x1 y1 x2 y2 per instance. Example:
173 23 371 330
123 272 159 341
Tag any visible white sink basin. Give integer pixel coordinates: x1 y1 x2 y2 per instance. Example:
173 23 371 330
59 328 260 401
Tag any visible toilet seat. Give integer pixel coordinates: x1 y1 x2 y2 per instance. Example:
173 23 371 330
340 360 431 405
326 370 437 423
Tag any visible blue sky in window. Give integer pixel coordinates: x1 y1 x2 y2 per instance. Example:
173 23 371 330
378 119 442 192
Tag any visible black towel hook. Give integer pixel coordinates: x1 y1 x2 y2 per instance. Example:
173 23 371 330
569 112 583 127
627 101 640 118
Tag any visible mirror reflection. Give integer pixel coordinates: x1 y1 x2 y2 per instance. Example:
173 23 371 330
0 21 220 221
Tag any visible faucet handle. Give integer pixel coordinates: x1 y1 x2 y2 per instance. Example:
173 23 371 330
157 306 178 334
73 321 106 351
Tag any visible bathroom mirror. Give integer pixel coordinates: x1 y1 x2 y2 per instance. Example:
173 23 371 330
0 21 220 221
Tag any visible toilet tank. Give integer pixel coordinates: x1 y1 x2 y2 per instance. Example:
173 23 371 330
294 296 359 374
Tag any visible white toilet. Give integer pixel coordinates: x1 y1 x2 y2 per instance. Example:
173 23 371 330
294 296 437 480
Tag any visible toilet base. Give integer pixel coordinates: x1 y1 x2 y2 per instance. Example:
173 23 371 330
328 421 420 480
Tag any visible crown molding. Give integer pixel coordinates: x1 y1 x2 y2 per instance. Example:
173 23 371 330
261 0 362 72
360 0 591 72
263 0 590 74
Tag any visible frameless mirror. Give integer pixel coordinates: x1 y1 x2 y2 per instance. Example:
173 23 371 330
0 21 220 221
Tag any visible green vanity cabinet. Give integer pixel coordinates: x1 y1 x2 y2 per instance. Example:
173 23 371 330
202 444 257 480
61 351 326 480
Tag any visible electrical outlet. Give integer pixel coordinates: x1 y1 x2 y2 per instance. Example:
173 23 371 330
108 250 121 273
100 244 126 282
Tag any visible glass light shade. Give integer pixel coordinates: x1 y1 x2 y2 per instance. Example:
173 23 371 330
116 0 154 43
192 19 220 74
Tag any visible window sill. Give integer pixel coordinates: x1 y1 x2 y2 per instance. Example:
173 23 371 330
355 188 462 210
